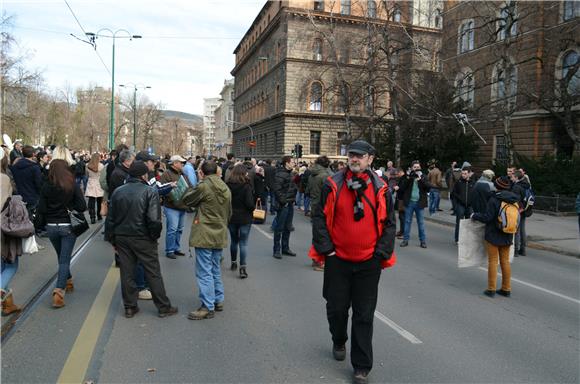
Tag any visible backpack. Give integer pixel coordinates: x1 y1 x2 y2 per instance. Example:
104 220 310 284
0 195 35 238
497 201 519 234
523 187 535 210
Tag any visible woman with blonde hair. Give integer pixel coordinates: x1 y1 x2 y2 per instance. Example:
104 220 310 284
85 153 105 224
51 146 74 167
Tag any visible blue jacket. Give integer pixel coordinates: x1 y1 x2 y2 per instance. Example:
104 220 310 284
10 159 42 205
472 190 519 246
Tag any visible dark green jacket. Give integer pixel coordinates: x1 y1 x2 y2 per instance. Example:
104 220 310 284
182 174 232 249
306 164 332 214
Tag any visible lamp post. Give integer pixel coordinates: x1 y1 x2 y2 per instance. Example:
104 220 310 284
226 119 254 157
119 83 151 149
85 29 141 150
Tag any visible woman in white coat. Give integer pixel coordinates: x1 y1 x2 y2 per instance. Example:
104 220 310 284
85 153 105 224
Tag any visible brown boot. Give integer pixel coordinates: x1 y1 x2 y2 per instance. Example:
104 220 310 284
52 288 65 308
65 278 74 293
1 289 22 316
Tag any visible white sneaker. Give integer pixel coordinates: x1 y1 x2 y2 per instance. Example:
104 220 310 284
138 289 153 300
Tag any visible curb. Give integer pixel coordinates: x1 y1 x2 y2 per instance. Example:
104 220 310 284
424 216 580 259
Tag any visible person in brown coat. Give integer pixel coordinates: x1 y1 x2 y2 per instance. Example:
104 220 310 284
427 161 443 215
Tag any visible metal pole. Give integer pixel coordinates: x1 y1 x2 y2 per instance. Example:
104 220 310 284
133 87 137 148
110 39 116 150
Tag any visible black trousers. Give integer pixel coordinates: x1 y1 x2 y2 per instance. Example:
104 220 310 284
87 196 103 220
116 236 172 311
323 255 381 371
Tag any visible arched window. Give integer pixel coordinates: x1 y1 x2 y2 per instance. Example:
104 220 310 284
367 0 377 18
275 84 281 112
365 86 375 114
339 82 351 113
563 1 579 21
562 50 580 95
393 7 401 22
434 8 442 28
309 81 323 111
492 61 517 106
313 39 323 61
455 70 475 107
458 19 474 53
498 2 517 40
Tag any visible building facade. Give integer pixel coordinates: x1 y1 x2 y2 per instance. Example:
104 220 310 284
441 0 579 167
231 0 442 161
213 79 235 158
202 97 220 156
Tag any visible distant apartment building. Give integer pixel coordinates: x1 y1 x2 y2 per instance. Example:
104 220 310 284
441 0 579 166
231 0 442 160
213 79 235 158
202 98 221 155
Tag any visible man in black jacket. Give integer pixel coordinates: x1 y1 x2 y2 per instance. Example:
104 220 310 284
106 161 177 319
511 169 530 256
451 167 475 244
272 155 297 259
108 149 134 197
398 161 432 248
263 159 276 214
10 145 42 218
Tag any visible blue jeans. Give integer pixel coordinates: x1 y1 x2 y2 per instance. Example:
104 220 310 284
454 204 472 243
274 204 294 253
1 257 19 290
228 223 252 266
164 207 185 255
429 189 440 215
304 195 311 213
194 248 225 311
403 201 426 242
47 225 77 289
75 176 88 191
269 191 276 214
296 192 304 209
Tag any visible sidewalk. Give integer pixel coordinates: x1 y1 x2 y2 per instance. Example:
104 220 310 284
424 197 580 258
1 221 105 329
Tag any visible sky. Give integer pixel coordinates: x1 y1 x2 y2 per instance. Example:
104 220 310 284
3 0 266 115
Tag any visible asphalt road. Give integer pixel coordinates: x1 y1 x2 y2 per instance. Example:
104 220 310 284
2 210 579 384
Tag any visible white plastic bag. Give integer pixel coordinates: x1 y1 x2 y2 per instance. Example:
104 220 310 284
458 219 486 268
22 235 39 254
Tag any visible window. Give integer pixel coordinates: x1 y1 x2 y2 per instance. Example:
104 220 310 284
562 50 580 95
393 8 401 22
456 71 475 107
458 20 474 53
493 62 517 106
498 2 517 40
563 1 579 21
309 81 323 111
434 8 442 28
314 0 324 11
494 135 508 163
339 45 350 64
310 131 321 154
275 84 281 111
367 0 377 17
277 41 282 63
339 82 350 113
365 86 375 114
337 132 348 155
313 39 323 61
341 0 351 15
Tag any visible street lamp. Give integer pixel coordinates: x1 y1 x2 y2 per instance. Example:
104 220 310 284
85 29 141 150
119 83 151 149
226 119 254 157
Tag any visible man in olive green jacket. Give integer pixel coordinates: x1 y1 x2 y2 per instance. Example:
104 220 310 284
182 161 232 320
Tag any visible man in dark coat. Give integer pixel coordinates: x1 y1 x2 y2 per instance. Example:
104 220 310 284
398 161 433 248
108 149 135 197
451 167 476 244
10 145 42 218
9 141 23 165
510 169 531 256
271 155 297 259
470 169 496 214
263 159 277 214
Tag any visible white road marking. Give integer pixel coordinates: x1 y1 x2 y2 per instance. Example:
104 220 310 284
478 267 580 304
253 224 273 240
374 311 423 344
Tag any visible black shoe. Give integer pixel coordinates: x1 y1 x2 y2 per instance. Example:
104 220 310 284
289 226 295 232
282 249 297 256
483 290 495 298
125 307 140 318
273 252 282 259
215 302 224 312
420 242 427 248
332 344 346 361
400 240 409 247
166 253 176 259
230 261 238 271
496 289 511 297
158 306 178 318
239 267 248 279
91 218 96 224
518 249 526 256
353 369 370 384
97 216 103 221
174 250 186 256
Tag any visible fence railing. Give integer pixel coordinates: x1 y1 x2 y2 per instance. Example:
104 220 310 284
534 195 576 214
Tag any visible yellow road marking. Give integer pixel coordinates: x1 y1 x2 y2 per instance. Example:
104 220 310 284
57 263 119 384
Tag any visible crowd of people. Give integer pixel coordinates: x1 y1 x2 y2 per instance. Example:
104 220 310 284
0 136 540 384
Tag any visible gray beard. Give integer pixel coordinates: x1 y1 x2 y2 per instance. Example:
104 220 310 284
349 164 362 173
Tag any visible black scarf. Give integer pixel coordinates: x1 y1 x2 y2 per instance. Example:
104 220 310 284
346 172 371 221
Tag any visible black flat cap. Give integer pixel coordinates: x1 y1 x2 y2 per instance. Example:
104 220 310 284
347 140 376 155
128 161 149 178
136 151 159 162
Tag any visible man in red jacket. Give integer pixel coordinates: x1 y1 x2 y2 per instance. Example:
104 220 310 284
310 140 396 384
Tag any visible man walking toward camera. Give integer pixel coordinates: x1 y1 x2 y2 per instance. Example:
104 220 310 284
272 155 298 259
398 161 432 248
310 140 396 384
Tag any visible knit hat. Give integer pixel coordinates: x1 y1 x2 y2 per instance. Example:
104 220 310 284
494 175 511 190
128 161 149 178
481 169 495 181
461 161 472 170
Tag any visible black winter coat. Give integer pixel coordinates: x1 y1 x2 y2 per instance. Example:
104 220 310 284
227 181 255 225
472 190 519 246
452 177 476 208
108 163 130 197
511 180 530 208
37 182 87 225
263 164 276 190
272 166 298 208
106 178 162 241
470 179 495 214
398 173 432 208
10 158 42 205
